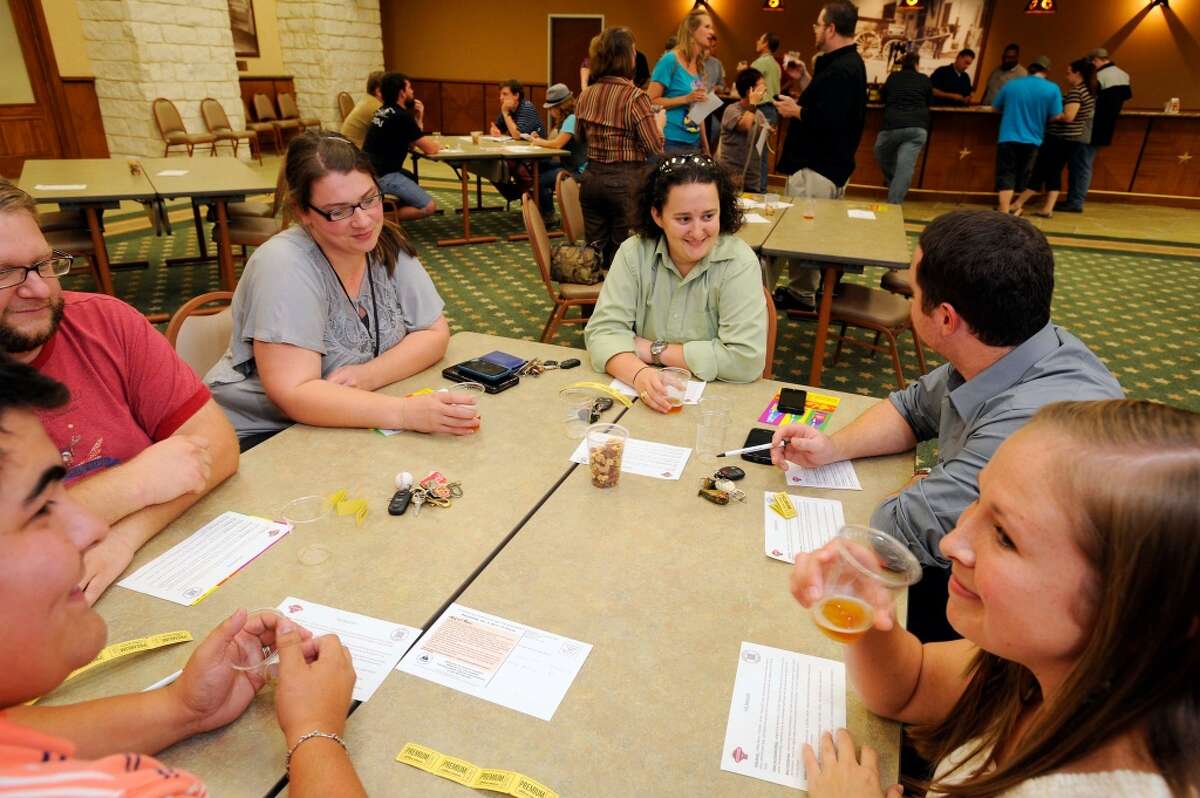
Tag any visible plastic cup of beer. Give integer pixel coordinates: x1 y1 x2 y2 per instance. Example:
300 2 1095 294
586 423 628 488
764 192 780 216
443 381 484 419
659 367 692 413
802 198 816 220
811 525 922 643
470 130 483 144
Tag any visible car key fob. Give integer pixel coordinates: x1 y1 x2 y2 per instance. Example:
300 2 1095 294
559 358 581 369
388 489 413 516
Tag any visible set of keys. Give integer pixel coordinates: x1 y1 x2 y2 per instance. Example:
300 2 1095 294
518 358 581 377
388 471 463 517
698 465 747 506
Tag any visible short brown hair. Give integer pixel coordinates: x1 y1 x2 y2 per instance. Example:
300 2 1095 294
365 70 385 95
589 27 636 81
0 179 38 220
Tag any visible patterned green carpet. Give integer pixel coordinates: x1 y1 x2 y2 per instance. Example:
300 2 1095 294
66 183 1200 411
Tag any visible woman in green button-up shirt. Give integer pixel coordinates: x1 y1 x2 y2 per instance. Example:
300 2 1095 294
584 154 768 413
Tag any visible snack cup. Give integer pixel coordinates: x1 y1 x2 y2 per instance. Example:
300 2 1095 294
586 423 629 488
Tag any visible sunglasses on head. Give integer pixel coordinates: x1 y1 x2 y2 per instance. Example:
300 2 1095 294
656 154 719 175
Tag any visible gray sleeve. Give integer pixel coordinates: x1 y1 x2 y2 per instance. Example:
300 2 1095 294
887 365 948 441
871 410 1031 566
242 242 329 354
390 252 445 331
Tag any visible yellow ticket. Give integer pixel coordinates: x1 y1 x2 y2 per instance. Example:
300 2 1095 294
770 492 797 519
472 769 519 793
67 630 193 682
432 755 480 786
510 775 559 798
395 742 443 772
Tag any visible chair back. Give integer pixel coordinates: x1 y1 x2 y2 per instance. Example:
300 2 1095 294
555 172 585 245
277 92 300 120
253 93 279 122
521 194 557 298
200 97 232 133
165 291 235 376
762 283 777 379
152 98 185 138
337 91 355 121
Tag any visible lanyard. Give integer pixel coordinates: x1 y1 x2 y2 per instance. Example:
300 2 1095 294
313 239 380 358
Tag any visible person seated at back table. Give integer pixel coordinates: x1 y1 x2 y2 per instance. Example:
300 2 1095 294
206 131 479 449
791 399 1198 798
0 179 238 604
340 69 384 150
769 210 1123 641
362 71 440 222
584 154 767 411
0 356 367 797
528 83 587 219
484 79 547 202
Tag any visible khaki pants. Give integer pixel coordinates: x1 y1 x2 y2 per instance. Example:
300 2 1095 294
764 168 846 295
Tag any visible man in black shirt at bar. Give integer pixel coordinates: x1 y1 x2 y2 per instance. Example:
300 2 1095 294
930 49 975 106
768 0 867 311
875 52 932 204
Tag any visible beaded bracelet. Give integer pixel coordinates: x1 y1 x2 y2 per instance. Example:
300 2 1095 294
285 730 348 770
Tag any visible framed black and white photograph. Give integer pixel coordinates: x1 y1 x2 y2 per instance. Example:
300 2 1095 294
854 0 995 83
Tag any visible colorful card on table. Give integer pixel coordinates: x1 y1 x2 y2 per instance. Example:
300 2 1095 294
758 391 840 431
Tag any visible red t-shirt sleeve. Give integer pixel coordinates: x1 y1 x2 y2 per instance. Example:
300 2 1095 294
103 296 211 441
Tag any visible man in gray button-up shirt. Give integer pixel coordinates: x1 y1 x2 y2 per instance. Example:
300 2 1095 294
771 210 1122 570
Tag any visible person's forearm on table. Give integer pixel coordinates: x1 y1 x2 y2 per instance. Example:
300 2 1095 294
346 319 450 391
9 691 205 758
826 399 918 461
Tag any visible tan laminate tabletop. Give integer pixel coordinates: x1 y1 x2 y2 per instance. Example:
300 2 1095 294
140 157 277 200
343 379 912 796
39 332 617 797
736 202 786 251
18 158 158 204
422 135 569 162
761 201 910 269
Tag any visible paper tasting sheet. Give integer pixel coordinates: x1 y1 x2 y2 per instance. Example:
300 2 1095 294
275 597 418 703
569 436 692 480
721 642 846 790
398 604 592 721
847 209 877 220
763 492 845 563
743 212 772 224
609 377 706 404
34 184 87 190
755 125 769 155
686 91 724 125
785 460 862 490
737 196 794 210
155 169 188 177
117 512 290 605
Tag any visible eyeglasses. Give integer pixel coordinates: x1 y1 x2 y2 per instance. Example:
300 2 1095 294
656 154 718 175
0 251 74 290
307 192 385 222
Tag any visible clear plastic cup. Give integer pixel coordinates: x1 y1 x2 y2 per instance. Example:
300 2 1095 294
444 381 484 418
230 608 286 676
560 387 599 439
586 423 629 488
695 396 732 463
279 495 332 566
802 198 816 220
470 130 482 144
764 192 780 216
660 367 692 413
811 525 922 643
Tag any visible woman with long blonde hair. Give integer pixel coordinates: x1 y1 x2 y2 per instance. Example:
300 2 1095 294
648 8 715 156
792 399 1199 798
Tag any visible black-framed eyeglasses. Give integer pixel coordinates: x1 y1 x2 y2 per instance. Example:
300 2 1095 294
656 154 718 175
0 250 74 290
307 192 385 222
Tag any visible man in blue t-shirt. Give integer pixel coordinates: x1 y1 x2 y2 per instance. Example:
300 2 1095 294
991 56 1063 214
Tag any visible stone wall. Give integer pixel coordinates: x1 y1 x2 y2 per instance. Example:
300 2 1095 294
277 0 384 129
76 0 244 158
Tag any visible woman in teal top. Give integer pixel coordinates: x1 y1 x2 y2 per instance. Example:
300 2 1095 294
584 154 768 412
648 9 714 156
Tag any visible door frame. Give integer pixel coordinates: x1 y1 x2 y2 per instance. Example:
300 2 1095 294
546 14 605 88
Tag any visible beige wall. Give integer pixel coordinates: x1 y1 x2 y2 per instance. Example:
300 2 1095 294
383 0 1200 107
239 0 285 75
42 0 94 76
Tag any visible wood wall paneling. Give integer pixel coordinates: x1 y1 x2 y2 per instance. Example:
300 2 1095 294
239 76 296 121
851 108 886 188
1131 118 1200 197
61 78 109 158
440 82 484 134
919 113 1000 193
1089 117 1148 193
409 79 442 133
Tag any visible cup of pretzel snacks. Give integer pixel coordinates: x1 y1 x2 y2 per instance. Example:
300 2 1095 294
586 423 629 489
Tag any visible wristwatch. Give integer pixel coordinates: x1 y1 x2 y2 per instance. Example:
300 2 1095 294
650 339 667 366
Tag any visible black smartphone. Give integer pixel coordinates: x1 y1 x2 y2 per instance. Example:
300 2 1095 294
442 365 519 394
455 357 512 385
777 387 808 416
740 427 776 466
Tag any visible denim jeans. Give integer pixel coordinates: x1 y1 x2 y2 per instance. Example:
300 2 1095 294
538 165 564 214
757 104 779 193
1065 143 1097 209
873 127 927 205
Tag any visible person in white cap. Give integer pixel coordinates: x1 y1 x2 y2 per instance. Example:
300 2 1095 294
529 83 587 218
1059 48 1132 213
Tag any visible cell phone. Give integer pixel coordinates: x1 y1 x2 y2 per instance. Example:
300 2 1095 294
481 350 526 372
455 357 512 385
740 428 776 466
442 365 519 394
777 387 808 416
